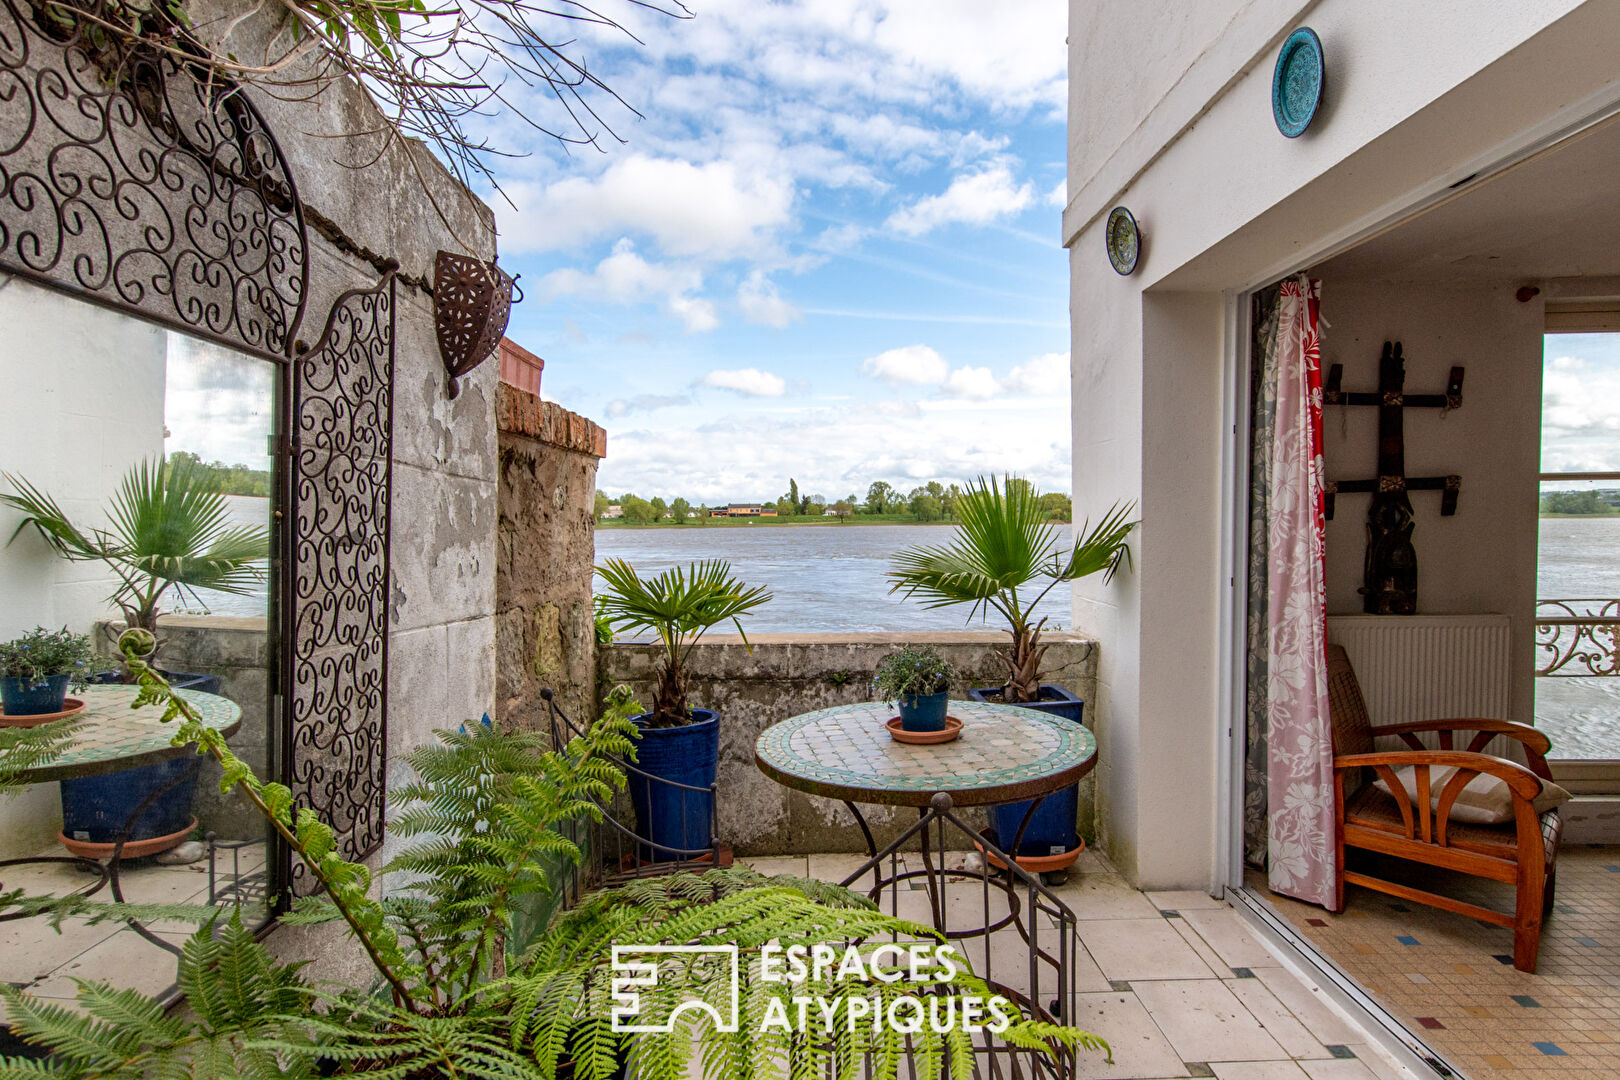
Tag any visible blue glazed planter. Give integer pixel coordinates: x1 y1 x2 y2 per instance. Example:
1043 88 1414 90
627 709 718 862
896 690 949 732
971 685 1085 857
59 756 199 847
1 673 71 716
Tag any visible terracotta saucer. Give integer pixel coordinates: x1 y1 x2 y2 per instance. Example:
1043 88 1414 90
974 827 1085 873
886 715 963 745
58 816 198 860
0 697 87 728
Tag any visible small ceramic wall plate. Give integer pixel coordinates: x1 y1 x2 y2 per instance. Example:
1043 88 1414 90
1272 27 1324 137
1105 206 1140 276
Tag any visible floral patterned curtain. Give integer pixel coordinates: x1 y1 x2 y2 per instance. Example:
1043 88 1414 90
1244 286 1280 869
1252 278 1335 907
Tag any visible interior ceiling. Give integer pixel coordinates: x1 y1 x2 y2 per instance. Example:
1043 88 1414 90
1312 115 1620 284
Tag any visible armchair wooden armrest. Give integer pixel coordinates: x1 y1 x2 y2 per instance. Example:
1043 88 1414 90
1334 749 1547 848
1366 718 1552 777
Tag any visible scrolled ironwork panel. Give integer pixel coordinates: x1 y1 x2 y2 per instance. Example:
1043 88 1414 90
287 274 394 892
1535 598 1620 677
0 0 307 361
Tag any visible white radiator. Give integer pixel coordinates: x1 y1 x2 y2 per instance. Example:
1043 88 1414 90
1325 614 1513 730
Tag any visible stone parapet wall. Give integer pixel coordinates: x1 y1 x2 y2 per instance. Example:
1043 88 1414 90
598 632 1098 855
496 383 606 734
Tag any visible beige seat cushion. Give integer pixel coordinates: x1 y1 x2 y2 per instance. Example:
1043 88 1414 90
1374 764 1571 826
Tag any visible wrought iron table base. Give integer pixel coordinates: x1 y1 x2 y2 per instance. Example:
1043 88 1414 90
839 791 1080 1075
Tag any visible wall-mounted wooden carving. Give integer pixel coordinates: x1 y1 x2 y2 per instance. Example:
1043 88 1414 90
434 251 516 398
1324 341 1464 615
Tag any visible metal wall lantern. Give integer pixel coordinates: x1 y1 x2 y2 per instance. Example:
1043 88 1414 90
434 251 518 398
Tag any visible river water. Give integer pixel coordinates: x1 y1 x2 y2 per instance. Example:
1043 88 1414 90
594 523 1077 635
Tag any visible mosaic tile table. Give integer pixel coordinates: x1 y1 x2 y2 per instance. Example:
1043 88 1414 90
1 684 244 955
6 684 242 784
755 699 1096 808
756 699 1093 1072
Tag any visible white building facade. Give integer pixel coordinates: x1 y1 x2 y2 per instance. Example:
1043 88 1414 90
1066 0 1620 891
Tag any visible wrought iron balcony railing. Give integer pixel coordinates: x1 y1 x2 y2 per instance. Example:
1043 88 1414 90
1536 599 1620 676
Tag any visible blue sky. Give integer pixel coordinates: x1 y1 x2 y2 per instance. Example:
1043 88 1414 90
486 1 1072 504
1543 334 1620 476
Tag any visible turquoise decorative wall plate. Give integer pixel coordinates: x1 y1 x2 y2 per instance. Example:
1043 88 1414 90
1105 206 1140 276
1272 27 1324 138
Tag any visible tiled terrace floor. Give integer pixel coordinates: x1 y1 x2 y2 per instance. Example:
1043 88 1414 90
746 850 1419 1080
1256 845 1620 1078
0 840 269 1017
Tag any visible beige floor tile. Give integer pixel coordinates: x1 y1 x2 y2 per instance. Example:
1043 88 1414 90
28 929 185 999
1299 1061 1384 1080
1056 873 1167 920
1339 1046 1419 1080
1225 977 1330 1059
1181 907 1282 968
1080 919 1217 982
1211 1062 1310 1079
0 915 119 982
806 853 873 884
1251 966 1365 1045
1148 889 1230 911
1172 918 1229 974
739 855 809 877
1133 979 1287 1062
1066 991 1190 1079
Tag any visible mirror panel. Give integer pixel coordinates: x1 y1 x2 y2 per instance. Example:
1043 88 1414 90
0 275 279 1002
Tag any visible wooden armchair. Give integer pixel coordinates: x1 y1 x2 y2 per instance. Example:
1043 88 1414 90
1326 644 1563 972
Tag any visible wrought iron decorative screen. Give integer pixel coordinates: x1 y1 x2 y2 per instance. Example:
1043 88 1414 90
286 274 395 891
0 0 308 363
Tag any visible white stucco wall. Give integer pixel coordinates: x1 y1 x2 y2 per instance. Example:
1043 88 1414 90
1066 0 1620 888
0 277 166 640
0 277 167 859
1315 280 1544 725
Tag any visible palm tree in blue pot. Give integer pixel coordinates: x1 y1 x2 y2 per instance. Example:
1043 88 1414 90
889 476 1136 870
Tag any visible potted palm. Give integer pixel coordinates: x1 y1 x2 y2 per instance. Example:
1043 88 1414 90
2 457 268 856
594 558 771 860
873 646 955 732
0 627 93 724
889 475 1135 865
1 456 269 642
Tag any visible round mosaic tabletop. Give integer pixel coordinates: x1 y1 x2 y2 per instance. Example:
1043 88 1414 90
7 684 242 784
755 700 1097 808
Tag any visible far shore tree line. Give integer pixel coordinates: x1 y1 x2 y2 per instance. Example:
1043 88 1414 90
1539 490 1620 516
595 478 1074 525
167 451 271 497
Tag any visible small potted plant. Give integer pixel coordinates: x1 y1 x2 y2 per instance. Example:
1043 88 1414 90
873 646 955 732
0 626 93 723
594 558 771 860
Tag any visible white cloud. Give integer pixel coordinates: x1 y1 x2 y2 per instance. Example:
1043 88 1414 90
703 367 787 397
538 240 700 304
606 394 692 418
1004 351 1069 396
669 296 720 333
941 365 1000 400
536 240 718 332
1046 178 1067 208
595 396 1071 504
862 344 947 387
496 155 794 259
885 166 1035 236
737 272 800 328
